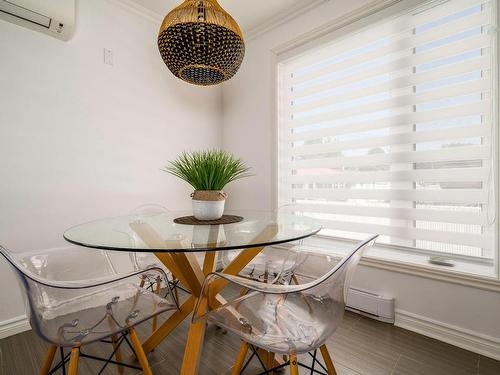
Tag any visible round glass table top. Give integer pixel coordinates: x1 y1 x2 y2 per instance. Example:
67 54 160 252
63 210 322 252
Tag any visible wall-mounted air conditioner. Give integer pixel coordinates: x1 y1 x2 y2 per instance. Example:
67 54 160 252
0 0 75 41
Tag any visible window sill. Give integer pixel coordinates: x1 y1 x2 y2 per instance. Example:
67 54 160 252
301 235 500 292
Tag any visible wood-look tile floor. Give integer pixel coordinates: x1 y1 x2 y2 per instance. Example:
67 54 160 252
0 310 498 375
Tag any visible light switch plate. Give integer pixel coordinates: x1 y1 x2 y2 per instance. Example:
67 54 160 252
104 48 113 66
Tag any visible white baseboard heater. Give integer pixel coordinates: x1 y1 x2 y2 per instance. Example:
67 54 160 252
346 288 395 323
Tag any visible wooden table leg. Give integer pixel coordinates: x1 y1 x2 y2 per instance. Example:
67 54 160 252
131 221 278 375
180 300 207 374
142 296 196 354
267 351 275 374
140 251 206 359
203 250 217 275
166 252 208 375
179 240 275 375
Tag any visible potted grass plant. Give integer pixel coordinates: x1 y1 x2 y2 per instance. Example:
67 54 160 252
163 149 251 220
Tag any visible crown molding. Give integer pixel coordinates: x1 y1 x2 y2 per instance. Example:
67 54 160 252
106 0 163 24
244 0 330 41
106 0 330 41
271 0 403 55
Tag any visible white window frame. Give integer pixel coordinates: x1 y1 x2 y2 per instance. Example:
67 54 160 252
271 0 500 288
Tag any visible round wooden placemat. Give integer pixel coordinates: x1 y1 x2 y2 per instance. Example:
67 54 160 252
173 215 243 225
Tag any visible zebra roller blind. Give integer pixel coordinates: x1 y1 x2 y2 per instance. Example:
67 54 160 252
278 0 498 260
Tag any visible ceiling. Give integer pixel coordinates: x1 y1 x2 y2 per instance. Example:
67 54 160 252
129 0 319 33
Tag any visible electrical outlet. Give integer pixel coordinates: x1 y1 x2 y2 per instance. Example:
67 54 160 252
104 48 113 66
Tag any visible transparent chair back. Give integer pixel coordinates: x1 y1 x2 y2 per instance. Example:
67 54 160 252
219 204 307 281
196 235 378 354
0 244 176 347
130 204 171 271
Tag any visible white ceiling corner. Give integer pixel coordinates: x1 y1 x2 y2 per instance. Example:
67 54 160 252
108 0 163 23
119 0 329 40
243 0 330 40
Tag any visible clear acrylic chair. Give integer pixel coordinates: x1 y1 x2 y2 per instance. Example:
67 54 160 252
219 242 304 283
115 204 186 335
194 235 378 374
0 244 178 375
219 205 307 283
129 204 184 305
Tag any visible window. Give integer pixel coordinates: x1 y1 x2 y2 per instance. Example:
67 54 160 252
278 0 498 276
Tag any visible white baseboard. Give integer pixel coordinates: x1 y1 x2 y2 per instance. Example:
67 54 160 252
395 309 500 361
0 315 30 340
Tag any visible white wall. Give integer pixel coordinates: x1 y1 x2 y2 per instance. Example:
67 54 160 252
0 0 222 323
222 0 500 358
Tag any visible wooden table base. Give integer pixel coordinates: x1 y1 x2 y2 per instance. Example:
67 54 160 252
131 222 279 375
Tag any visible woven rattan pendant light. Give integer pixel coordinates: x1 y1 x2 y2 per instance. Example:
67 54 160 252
158 0 245 86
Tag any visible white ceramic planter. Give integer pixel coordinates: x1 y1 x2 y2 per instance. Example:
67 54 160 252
192 199 225 220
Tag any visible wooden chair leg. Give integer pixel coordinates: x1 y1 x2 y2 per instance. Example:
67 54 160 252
232 341 249 375
139 276 146 288
289 352 299 375
39 345 57 375
320 345 337 375
152 275 162 333
67 347 80 375
111 334 124 374
129 327 153 375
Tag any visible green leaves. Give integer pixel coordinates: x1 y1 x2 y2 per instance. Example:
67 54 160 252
163 149 252 191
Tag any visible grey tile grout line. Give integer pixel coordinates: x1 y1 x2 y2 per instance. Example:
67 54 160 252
340 315 364 374
349 314 363 332
353 315 407 375
389 353 402 375
333 314 373 375
150 356 171 372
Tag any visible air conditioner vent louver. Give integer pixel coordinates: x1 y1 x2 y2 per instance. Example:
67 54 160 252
0 0 74 41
